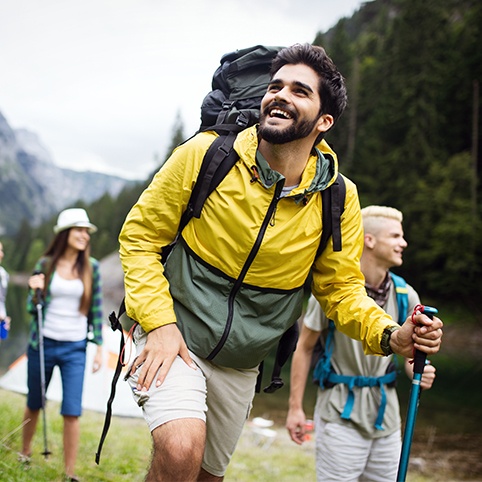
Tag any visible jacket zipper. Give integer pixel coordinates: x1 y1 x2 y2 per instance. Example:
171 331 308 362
207 180 285 360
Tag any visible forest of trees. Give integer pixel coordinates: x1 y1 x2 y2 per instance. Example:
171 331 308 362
2 0 481 311
315 0 481 306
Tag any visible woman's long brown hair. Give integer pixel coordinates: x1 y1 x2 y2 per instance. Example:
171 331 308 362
42 229 93 315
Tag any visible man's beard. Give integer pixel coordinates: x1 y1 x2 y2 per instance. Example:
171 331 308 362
258 103 319 144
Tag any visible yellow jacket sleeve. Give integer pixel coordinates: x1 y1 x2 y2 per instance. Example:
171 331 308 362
118 133 216 332
312 177 398 355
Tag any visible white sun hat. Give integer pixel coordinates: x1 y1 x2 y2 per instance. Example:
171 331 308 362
53 208 98 234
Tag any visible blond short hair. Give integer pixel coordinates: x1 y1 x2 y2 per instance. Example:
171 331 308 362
361 205 403 235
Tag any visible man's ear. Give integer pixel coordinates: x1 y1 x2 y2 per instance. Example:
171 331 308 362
316 113 334 133
364 233 376 249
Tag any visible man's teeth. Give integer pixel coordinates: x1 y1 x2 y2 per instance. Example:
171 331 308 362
270 108 292 119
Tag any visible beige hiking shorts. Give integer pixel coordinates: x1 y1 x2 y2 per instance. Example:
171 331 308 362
126 324 259 476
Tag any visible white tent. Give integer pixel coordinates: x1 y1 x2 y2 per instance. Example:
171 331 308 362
0 326 142 418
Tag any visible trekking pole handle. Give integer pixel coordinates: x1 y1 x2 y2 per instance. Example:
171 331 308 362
32 270 44 306
412 305 438 375
397 305 438 482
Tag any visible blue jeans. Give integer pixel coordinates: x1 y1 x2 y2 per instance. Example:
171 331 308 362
27 337 87 416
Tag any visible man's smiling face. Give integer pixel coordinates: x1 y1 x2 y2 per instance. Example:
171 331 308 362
259 63 324 145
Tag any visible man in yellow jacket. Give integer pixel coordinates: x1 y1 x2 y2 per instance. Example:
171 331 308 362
119 43 443 482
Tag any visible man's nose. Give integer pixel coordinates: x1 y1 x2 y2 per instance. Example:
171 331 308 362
274 86 289 102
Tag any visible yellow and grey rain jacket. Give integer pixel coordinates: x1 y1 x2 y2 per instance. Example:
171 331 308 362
119 125 396 369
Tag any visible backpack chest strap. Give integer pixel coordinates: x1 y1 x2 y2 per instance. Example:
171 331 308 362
326 370 397 431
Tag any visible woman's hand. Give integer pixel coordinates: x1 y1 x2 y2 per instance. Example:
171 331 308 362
28 273 45 291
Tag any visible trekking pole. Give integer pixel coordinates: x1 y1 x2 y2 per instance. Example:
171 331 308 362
397 305 438 482
34 277 52 459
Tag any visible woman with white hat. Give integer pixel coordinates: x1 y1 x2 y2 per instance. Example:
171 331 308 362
19 208 103 482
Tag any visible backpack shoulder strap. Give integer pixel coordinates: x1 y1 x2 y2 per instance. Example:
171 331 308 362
389 272 409 325
179 131 240 230
317 173 346 257
161 132 240 264
312 319 336 387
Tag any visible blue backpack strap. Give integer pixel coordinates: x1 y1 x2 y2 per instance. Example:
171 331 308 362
313 314 400 430
326 371 397 430
313 320 336 388
389 272 409 325
312 272 409 430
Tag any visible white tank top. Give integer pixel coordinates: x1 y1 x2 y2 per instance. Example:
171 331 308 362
43 272 88 342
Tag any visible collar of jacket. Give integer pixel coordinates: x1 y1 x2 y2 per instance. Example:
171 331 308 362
233 126 338 198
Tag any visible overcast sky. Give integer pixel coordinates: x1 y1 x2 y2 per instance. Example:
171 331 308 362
1 0 366 180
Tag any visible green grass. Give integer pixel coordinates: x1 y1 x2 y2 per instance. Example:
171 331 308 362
0 389 151 481
0 389 318 482
1 387 477 481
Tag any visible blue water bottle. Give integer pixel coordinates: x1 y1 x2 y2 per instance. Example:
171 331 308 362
0 319 8 340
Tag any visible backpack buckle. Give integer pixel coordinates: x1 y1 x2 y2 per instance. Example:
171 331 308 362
263 377 284 393
221 100 235 110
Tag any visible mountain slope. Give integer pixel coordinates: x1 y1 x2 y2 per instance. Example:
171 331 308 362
0 111 135 235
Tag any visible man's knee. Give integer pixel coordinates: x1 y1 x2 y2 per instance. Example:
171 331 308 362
151 419 206 467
